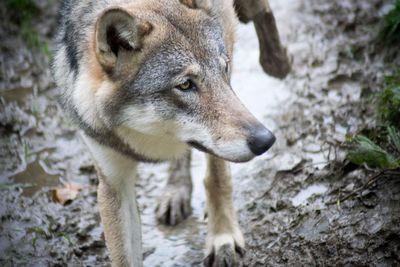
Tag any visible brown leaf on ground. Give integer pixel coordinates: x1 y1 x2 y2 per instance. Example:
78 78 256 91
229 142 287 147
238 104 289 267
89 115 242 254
52 183 83 205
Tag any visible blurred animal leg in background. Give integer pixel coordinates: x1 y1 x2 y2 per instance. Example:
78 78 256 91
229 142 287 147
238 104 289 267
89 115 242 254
234 0 291 78
156 150 192 226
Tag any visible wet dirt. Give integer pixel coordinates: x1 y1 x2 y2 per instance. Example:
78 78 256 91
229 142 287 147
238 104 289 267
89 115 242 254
1 0 400 266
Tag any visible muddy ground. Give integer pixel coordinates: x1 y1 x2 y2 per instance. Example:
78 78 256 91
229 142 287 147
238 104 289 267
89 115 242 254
1 0 400 266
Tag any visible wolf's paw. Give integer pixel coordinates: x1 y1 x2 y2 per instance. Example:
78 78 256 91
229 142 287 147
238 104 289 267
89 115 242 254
203 233 245 267
155 185 192 226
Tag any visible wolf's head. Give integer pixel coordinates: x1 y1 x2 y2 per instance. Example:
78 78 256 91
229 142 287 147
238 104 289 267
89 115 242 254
88 0 275 162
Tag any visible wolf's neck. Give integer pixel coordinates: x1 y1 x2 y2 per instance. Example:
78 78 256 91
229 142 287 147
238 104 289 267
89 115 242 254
116 126 189 161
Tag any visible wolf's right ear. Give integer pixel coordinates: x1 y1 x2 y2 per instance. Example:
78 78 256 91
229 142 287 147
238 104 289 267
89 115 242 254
95 8 152 72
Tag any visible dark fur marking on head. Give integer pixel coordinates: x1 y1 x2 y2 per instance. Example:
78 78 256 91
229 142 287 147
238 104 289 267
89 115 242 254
63 21 79 73
58 0 96 74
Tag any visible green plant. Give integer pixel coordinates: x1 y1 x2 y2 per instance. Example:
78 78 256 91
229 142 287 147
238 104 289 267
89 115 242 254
6 0 38 23
347 135 399 169
388 126 400 151
20 21 42 48
379 0 400 44
377 70 400 128
346 68 400 170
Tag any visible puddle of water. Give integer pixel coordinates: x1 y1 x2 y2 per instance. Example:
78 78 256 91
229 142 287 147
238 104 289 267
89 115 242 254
291 184 328 207
0 87 34 103
10 160 60 196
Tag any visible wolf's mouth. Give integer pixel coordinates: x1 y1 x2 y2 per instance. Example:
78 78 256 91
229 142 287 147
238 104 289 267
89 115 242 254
187 141 213 154
187 140 255 163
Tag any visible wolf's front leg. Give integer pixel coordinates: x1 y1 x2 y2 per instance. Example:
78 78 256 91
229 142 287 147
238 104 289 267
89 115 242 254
156 150 192 225
203 155 245 267
83 135 143 267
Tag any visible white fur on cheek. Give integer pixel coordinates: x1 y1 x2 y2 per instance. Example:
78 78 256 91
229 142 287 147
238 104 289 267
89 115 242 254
120 105 166 134
116 105 189 160
176 120 214 145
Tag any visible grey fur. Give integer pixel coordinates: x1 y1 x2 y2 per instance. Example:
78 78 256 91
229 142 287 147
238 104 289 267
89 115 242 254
53 1 280 266
70 108 161 163
54 0 232 162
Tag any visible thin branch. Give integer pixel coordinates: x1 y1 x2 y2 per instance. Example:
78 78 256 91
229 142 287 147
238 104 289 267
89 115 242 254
326 170 385 205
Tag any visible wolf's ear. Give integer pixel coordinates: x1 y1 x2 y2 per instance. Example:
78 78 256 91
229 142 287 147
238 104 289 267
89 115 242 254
180 0 210 10
95 8 152 71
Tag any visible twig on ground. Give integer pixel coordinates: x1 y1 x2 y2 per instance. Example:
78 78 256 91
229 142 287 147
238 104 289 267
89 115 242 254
326 169 400 205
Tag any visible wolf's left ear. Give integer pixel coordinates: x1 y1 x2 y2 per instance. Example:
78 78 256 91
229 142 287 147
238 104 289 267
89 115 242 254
95 8 152 72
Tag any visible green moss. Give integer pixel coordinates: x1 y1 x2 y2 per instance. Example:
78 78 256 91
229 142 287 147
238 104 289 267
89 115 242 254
20 21 41 48
6 0 49 53
6 0 38 22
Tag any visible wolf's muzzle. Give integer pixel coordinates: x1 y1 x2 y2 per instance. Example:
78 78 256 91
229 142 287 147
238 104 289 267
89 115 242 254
247 126 276 155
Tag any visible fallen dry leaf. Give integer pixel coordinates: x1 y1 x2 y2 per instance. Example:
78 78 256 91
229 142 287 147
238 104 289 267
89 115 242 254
52 183 83 205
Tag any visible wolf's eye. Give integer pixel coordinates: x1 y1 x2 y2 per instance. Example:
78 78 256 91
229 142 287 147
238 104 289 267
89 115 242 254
222 56 230 74
225 62 229 73
176 80 196 91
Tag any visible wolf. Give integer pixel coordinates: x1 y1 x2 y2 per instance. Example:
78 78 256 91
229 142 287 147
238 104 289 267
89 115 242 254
53 0 283 266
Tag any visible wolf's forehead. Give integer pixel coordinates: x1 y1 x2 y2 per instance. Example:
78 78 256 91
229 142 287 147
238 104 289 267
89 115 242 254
174 23 225 63
160 11 226 54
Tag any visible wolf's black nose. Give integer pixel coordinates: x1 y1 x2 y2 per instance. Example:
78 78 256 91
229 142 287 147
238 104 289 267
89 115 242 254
247 126 276 155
